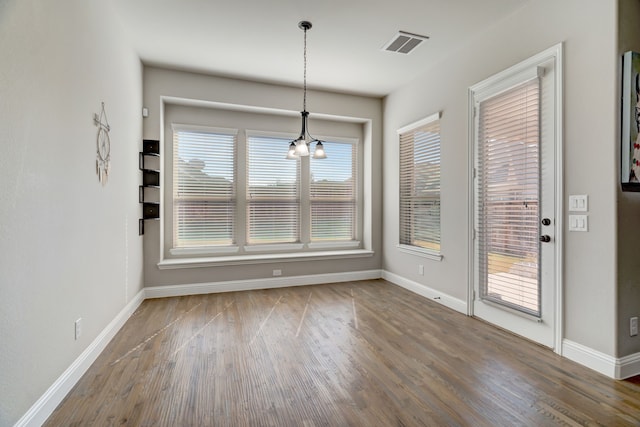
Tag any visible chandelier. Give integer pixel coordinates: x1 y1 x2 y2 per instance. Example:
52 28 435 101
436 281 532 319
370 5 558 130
286 21 326 160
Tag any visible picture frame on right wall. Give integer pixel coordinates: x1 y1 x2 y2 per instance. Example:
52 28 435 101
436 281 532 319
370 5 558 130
621 51 640 191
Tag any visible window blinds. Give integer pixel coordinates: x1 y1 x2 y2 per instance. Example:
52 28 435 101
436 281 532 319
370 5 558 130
399 117 441 252
247 135 300 244
173 128 236 247
477 77 541 316
310 140 357 241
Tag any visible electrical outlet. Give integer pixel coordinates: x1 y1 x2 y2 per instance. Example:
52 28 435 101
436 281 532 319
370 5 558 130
631 317 638 337
75 318 82 340
418 265 424 276
273 269 282 277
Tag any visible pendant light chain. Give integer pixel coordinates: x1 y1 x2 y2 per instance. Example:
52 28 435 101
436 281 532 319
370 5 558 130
303 25 307 112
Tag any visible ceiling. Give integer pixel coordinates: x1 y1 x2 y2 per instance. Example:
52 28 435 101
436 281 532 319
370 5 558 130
111 0 529 97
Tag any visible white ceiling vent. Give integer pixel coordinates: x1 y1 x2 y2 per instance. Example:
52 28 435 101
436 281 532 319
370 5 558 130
382 30 429 54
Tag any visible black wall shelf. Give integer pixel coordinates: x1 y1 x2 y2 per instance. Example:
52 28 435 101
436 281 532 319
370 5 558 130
139 139 160 235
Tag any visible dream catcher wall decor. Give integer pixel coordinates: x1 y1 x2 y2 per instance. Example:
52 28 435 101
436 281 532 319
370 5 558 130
94 102 111 185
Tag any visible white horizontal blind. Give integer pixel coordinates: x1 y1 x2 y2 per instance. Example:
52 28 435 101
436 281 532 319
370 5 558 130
310 140 357 241
399 117 441 252
247 135 300 244
173 128 236 247
477 77 541 316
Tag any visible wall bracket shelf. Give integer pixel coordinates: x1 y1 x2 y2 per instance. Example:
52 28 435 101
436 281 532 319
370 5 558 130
139 139 160 235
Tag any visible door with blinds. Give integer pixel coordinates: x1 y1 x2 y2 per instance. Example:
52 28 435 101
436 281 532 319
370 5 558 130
470 46 561 349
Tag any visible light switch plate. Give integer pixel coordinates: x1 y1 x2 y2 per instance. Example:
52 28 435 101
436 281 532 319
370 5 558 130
569 195 588 212
569 214 588 231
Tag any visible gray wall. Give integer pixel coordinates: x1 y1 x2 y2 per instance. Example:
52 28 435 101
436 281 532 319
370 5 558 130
142 67 383 287
382 0 619 356
2 0 638 424
0 1 143 425
618 0 640 358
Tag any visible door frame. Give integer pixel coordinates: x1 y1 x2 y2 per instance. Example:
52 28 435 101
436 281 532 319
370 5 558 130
467 43 564 354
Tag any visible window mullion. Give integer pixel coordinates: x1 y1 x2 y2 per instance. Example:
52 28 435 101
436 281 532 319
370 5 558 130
236 130 247 248
300 155 310 245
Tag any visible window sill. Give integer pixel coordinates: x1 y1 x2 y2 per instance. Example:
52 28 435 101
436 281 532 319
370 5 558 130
396 244 443 261
308 240 360 250
170 245 240 256
157 249 375 269
244 243 305 252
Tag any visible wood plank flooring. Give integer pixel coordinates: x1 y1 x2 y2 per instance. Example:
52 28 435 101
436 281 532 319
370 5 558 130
45 280 640 426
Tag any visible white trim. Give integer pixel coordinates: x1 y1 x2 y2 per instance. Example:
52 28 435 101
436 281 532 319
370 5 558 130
472 65 542 103
467 86 476 317
468 43 564 352
157 249 375 269
617 352 640 379
246 129 359 146
171 123 238 135
14 291 145 427
562 340 640 379
396 244 443 261
158 96 374 267
397 111 441 135
382 270 467 314
560 339 640 380
553 43 564 354
470 45 559 99
170 245 240 256
243 243 305 252
245 129 297 140
308 240 361 250
145 270 383 298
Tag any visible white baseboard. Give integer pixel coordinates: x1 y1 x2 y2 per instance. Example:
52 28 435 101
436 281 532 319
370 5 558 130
562 339 640 379
14 290 145 427
144 269 383 299
562 339 618 378
382 270 467 314
617 352 640 379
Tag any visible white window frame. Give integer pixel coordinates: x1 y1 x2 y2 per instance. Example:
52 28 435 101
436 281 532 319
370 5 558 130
170 124 239 256
467 43 564 352
397 111 443 262
245 130 302 249
158 109 371 269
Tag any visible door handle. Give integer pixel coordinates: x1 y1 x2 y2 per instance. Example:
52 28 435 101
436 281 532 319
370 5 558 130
539 235 551 243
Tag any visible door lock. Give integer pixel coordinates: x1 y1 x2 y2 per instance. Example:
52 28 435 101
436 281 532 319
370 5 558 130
539 235 551 243
541 218 551 226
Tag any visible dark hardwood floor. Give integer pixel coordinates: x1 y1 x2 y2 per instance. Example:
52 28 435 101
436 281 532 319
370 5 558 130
45 280 640 426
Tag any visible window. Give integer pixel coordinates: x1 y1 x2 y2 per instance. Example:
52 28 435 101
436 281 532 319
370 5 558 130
170 125 360 257
172 125 236 248
473 67 545 315
310 140 357 242
246 135 300 245
398 112 442 256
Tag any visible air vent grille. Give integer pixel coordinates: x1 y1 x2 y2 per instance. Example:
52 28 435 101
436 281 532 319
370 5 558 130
383 31 429 54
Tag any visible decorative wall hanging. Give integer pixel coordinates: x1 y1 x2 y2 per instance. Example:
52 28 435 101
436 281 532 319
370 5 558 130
94 102 111 185
622 51 640 191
